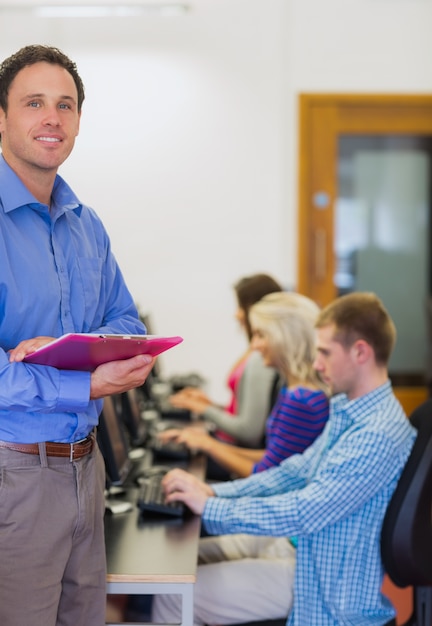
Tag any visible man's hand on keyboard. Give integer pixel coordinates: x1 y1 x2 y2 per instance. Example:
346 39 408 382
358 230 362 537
161 468 215 515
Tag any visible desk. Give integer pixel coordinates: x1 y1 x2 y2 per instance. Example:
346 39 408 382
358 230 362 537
105 454 205 626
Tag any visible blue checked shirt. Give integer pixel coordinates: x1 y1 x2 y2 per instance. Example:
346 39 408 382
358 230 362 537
0 155 145 444
204 381 416 626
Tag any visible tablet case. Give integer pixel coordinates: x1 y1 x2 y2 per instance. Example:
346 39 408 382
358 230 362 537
23 333 183 371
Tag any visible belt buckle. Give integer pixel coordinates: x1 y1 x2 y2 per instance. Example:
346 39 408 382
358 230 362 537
69 438 84 462
69 435 92 462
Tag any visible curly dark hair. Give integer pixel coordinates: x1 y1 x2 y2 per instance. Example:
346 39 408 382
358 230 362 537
0 44 85 113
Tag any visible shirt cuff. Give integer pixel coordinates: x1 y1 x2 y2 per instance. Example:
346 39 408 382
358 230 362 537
202 496 233 535
56 370 91 412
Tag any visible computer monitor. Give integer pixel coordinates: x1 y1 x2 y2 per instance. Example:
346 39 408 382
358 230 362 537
140 312 162 382
97 395 132 487
118 388 148 448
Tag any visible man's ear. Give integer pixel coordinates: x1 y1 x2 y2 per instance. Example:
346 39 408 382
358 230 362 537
353 339 373 365
0 106 5 133
74 110 81 138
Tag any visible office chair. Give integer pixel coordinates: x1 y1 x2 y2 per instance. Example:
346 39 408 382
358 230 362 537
381 398 432 626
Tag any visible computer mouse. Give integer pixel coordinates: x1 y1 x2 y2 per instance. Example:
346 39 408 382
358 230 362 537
105 500 134 515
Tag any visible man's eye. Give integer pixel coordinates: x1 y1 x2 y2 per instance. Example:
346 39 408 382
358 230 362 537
59 103 71 110
28 102 40 108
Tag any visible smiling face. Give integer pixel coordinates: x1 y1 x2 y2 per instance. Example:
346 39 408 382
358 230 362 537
0 61 81 178
250 328 276 367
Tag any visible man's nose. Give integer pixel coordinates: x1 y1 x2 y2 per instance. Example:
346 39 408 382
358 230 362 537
42 107 61 125
313 356 322 371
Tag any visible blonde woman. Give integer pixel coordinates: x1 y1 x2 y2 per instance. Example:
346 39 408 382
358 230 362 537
158 291 329 478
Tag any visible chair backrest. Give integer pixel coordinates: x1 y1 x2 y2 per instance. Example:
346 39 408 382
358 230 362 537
381 398 432 588
269 373 284 411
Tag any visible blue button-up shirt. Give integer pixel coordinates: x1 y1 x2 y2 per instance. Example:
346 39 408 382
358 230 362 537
204 382 416 626
0 155 145 443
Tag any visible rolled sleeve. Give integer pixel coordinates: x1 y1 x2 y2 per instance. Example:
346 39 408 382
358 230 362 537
56 369 91 412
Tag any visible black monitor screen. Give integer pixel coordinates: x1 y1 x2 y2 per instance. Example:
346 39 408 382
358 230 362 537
118 389 148 448
97 395 132 486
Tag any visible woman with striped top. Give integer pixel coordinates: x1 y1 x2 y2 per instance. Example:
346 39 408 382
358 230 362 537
157 291 329 478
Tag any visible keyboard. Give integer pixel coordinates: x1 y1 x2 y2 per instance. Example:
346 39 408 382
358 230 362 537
158 403 192 421
149 437 191 461
137 471 185 517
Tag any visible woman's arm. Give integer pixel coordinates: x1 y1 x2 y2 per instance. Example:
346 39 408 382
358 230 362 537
196 435 264 477
159 427 265 477
203 351 279 447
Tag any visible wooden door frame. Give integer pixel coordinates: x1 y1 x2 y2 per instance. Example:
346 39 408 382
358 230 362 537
296 93 432 415
297 93 432 305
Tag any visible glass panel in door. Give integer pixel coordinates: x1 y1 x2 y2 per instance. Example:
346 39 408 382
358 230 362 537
335 135 432 384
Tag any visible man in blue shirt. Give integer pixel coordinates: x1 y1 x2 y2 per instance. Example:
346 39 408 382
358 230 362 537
157 292 416 626
0 45 155 626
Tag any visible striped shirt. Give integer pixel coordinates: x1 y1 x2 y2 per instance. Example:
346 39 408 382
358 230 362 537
204 381 416 626
253 386 329 473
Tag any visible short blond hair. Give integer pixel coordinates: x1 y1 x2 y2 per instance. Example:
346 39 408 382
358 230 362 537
316 291 396 366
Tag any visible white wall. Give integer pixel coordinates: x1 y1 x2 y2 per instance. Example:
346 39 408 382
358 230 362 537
1 0 431 401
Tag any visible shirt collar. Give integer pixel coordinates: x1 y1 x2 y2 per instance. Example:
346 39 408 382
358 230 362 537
331 379 393 424
0 153 82 217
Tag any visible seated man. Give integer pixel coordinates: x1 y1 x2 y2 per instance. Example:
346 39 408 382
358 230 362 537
152 292 416 626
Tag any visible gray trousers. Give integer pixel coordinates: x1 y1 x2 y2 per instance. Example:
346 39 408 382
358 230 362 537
152 533 296 626
0 442 107 626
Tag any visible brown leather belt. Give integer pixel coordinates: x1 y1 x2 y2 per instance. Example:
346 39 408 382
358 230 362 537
0 434 94 461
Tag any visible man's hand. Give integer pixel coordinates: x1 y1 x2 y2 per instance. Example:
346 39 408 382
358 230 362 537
90 354 155 399
161 468 215 515
8 336 56 362
10 337 155 399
